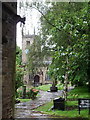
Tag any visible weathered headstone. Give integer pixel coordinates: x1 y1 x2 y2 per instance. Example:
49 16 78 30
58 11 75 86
53 97 65 110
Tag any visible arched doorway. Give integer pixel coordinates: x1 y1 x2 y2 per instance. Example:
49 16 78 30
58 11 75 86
34 75 40 87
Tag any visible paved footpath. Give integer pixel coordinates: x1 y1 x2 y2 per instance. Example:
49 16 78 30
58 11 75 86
14 88 86 119
15 90 63 118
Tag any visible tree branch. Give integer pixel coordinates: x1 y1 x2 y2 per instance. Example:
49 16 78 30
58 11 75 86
27 5 61 32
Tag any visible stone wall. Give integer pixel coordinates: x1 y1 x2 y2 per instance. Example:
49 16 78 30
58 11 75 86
0 2 2 119
22 35 35 85
22 35 35 63
2 2 17 118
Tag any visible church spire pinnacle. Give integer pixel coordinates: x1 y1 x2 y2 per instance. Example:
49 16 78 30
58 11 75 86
34 27 35 35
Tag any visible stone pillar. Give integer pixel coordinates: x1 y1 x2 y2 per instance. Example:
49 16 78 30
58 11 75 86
2 2 25 119
2 3 17 118
0 2 2 119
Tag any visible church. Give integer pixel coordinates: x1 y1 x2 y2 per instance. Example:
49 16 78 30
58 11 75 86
22 33 52 86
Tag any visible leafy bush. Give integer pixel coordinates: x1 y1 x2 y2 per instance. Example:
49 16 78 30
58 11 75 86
17 87 39 99
15 46 25 98
17 90 23 98
29 88 39 100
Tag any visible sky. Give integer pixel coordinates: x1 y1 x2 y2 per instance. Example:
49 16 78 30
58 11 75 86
16 1 41 49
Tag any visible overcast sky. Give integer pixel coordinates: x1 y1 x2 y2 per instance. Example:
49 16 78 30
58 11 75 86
16 1 41 49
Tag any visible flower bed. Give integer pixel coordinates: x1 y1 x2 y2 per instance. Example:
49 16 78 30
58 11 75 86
17 87 39 100
29 88 39 100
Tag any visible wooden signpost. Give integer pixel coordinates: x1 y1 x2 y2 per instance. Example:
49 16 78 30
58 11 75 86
78 98 90 115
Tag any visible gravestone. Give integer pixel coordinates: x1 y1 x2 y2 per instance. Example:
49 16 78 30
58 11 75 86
22 85 26 99
53 97 65 110
50 86 58 92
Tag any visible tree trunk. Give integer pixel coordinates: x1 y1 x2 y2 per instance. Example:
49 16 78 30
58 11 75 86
64 56 69 101
64 72 68 101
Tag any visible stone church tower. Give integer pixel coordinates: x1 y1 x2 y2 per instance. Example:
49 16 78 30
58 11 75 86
22 34 52 86
22 34 35 85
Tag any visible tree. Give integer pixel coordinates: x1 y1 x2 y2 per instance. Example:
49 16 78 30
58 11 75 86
27 35 52 79
40 2 90 99
15 46 24 97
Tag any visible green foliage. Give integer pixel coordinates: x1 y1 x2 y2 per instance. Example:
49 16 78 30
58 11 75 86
17 89 30 98
56 84 64 90
27 35 51 77
66 101 78 106
17 87 39 99
29 88 39 99
16 90 22 98
27 35 42 74
40 2 90 87
15 46 25 97
67 86 90 99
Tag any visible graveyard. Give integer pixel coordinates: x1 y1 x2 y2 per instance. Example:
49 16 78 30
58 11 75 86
34 86 90 119
1 1 90 119
15 84 90 119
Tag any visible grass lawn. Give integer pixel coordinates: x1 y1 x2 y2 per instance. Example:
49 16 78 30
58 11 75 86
66 100 78 106
34 86 90 119
67 86 90 99
16 98 31 102
36 84 52 91
36 84 64 91
34 101 90 118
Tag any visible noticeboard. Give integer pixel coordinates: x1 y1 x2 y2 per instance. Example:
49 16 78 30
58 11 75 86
78 98 90 114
